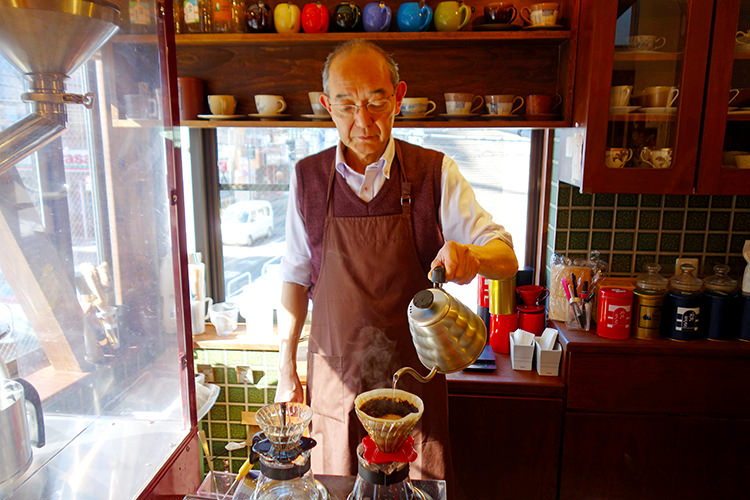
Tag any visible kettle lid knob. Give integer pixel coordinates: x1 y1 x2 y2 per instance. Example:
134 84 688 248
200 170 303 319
413 290 434 309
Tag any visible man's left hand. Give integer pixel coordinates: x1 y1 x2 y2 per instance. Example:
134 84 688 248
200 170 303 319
429 241 480 285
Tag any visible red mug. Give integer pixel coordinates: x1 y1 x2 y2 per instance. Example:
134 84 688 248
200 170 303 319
516 285 549 306
489 312 518 354
518 304 546 335
302 1 329 33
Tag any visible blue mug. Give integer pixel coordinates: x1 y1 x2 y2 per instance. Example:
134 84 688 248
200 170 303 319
363 2 392 32
397 2 432 32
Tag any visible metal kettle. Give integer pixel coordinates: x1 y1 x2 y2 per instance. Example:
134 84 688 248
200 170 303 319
1 357 45 484
397 266 488 384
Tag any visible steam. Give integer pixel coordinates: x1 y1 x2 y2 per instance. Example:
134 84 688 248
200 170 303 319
353 326 399 391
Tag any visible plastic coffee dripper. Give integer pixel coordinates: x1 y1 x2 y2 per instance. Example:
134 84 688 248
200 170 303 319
354 388 424 454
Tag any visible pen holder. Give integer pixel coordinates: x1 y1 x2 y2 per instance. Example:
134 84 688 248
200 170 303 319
566 297 592 331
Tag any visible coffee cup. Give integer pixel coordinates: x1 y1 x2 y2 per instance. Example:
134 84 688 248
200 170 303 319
444 92 483 114
516 285 549 306
605 147 633 168
735 154 750 169
207 94 236 115
526 93 562 116
246 0 272 32
191 297 213 335
723 150 746 166
363 1 392 32
397 2 433 32
177 77 205 120
208 302 239 336
274 2 301 33
629 35 666 51
484 2 517 24
400 97 437 117
520 2 559 27
610 85 632 107
639 86 679 108
124 94 158 119
334 2 362 31
308 91 327 115
485 94 524 115
434 1 472 32
731 88 750 107
735 30 750 52
302 1 329 33
255 94 287 115
640 147 673 169
729 88 740 106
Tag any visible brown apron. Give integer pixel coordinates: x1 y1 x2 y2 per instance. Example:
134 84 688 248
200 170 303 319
306 142 452 481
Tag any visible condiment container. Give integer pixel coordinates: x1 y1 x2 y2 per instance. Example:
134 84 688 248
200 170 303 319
702 264 739 340
632 263 669 339
596 288 633 339
664 263 703 341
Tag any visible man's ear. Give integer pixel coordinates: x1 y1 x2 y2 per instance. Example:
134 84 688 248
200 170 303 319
321 93 332 112
394 81 407 114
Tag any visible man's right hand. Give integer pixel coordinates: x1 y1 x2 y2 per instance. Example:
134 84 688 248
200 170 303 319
275 370 304 403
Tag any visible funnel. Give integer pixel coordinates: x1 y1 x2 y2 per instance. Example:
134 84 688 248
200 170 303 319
255 402 313 452
354 389 423 453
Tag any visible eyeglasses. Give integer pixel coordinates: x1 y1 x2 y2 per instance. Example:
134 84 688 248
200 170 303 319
328 95 394 117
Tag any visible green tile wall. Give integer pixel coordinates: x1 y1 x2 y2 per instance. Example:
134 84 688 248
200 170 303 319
194 348 280 474
547 181 750 280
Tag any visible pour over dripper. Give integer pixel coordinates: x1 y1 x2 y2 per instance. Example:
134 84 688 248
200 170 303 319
255 402 312 452
354 388 423 454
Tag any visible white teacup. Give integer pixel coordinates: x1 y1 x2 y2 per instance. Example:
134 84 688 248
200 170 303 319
444 92 484 114
735 154 750 169
209 302 239 336
640 147 673 169
191 297 213 336
610 85 632 107
485 95 524 115
521 2 559 26
255 94 287 116
737 31 750 44
207 95 237 115
308 91 327 115
401 97 437 117
629 35 666 51
605 148 633 168
639 86 679 108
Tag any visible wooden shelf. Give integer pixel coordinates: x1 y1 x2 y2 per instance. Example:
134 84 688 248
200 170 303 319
608 112 677 122
613 50 683 62
180 118 569 128
726 112 750 121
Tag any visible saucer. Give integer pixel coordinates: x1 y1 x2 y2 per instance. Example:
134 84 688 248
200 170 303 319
439 113 480 119
481 113 521 119
526 113 560 120
522 24 566 30
640 107 677 114
197 114 245 120
609 106 640 114
396 114 433 120
301 114 331 120
248 113 291 120
474 23 522 31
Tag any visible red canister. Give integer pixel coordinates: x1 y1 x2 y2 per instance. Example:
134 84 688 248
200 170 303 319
517 304 546 336
597 288 634 339
489 312 518 354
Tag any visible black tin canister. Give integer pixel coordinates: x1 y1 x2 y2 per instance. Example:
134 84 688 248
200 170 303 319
665 263 703 341
702 292 740 340
740 294 750 341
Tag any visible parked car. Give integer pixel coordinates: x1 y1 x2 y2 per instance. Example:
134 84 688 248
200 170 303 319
221 200 274 246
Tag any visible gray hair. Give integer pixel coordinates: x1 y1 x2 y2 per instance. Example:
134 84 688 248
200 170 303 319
322 40 400 95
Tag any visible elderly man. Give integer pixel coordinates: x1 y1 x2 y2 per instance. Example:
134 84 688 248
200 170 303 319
276 40 517 480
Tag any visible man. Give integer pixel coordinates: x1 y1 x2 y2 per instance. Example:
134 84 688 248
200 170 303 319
276 40 517 480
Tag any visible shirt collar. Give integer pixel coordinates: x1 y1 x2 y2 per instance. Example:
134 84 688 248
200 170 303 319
335 136 395 179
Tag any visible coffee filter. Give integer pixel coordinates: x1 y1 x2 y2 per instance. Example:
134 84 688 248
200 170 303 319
354 388 423 453
255 402 312 451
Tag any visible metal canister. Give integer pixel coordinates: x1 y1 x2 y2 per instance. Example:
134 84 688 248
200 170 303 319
632 263 668 339
665 263 703 341
740 293 750 341
477 276 491 331
596 288 633 339
489 274 516 316
702 264 739 340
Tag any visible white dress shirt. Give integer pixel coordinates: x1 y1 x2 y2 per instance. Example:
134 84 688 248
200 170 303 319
281 136 513 286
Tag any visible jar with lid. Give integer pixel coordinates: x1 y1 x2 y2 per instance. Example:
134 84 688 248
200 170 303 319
632 263 669 339
702 264 739 340
664 263 703 341
212 0 246 32
183 0 212 32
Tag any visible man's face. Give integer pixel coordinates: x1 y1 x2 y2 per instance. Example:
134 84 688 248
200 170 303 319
322 48 406 170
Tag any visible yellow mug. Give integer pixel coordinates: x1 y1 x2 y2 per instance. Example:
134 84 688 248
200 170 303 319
274 3 301 33
434 1 472 32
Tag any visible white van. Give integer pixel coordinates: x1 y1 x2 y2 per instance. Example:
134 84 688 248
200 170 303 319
221 200 274 246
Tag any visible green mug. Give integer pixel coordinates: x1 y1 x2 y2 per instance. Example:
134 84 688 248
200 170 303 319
434 1 472 32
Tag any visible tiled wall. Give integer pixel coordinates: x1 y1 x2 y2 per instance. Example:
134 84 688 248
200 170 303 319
194 348 279 473
547 181 750 280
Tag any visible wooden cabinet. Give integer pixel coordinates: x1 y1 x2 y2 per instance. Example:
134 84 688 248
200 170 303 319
163 0 580 128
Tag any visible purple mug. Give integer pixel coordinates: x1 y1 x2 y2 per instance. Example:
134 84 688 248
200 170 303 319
363 2 392 32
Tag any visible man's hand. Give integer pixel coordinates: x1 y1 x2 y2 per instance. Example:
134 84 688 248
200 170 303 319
430 241 480 284
275 370 304 403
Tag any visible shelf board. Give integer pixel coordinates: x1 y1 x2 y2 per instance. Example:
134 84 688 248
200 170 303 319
727 113 750 121
613 50 683 62
608 112 677 122
180 118 568 128
735 50 750 59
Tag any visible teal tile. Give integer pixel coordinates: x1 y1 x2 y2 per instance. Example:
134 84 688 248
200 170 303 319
592 210 613 229
730 234 750 252
228 405 244 422
615 210 636 229
568 231 589 250
683 233 704 253
662 211 684 230
591 232 611 251
709 212 730 231
217 386 226 403
664 195 686 208
613 232 634 251
660 234 681 252
213 367 226 384
260 369 279 387
226 350 245 365
210 404 227 421
634 254 656 274
637 233 658 252
556 208 569 229
558 183 571 206
616 194 638 207
227 367 238 384
571 190 593 207
728 256 745 276
266 388 276 403
685 211 707 231
733 212 750 231
228 387 246 403
641 194 662 207
229 424 246 440
658 255 676 275
711 196 732 209
594 193 615 206
231 459 248 473
249 405 264 413
210 443 227 459
688 195 709 208
567 252 587 262
639 210 661 230
570 209 591 228
736 197 750 209
207 350 225 364
611 254 633 273
550 180 559 203
248 387 265 404
211 422 228 439
706 233 728 253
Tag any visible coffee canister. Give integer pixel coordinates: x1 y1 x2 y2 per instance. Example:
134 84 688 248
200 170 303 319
517 304 545 336
489 312 518 354
632 263 668 339
740 293 750 341
665 263 703 341
489 275 516 316
596 288 633 339
477 276 491 331
702 264 739 340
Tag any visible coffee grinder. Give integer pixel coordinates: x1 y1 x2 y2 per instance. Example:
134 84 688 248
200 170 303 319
349 388 431 500
246 402 330 500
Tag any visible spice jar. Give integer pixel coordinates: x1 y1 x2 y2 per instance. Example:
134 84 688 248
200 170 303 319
702 264 739 340
632 263 669 339
664 263 703 341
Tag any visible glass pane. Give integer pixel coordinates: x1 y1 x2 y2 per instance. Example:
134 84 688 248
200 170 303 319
724 0 750 169
607 0 687 169
0 5 188 497
213 128 531 334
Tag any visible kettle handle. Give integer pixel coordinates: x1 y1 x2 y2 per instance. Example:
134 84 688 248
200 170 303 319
15 378 45 447
429 265 446 288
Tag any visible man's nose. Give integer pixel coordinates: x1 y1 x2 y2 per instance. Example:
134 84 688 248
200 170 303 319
353 105 375 127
